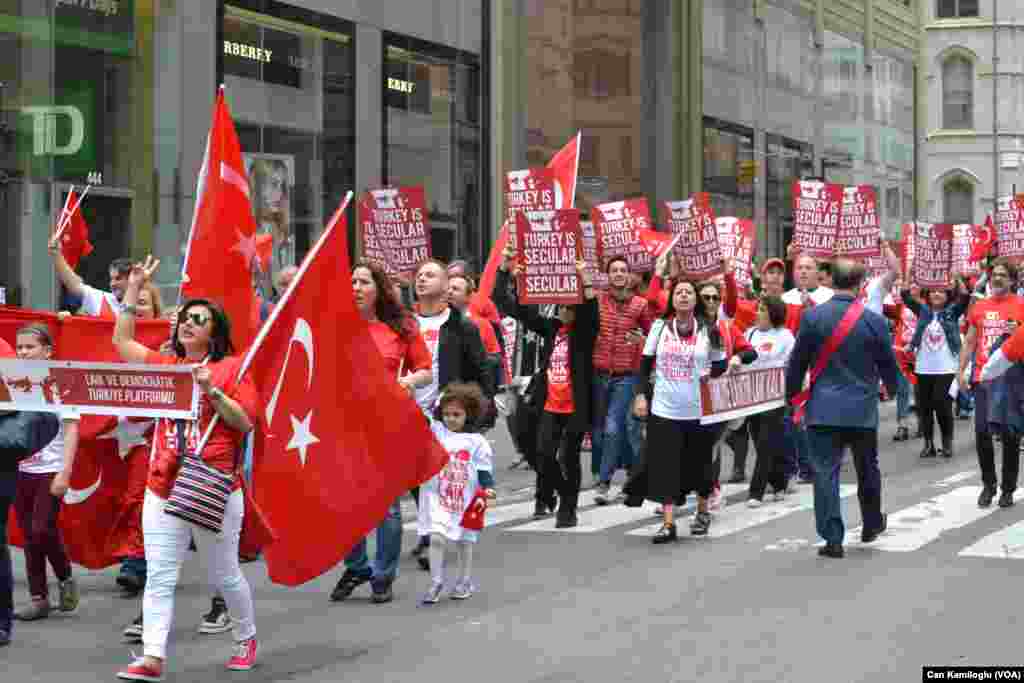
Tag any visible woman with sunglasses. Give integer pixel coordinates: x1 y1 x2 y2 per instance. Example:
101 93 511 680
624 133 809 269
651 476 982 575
113 256 261 681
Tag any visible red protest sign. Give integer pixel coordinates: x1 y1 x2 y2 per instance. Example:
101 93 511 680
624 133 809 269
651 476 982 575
912 223 954 289
357 187 431 281
591 198 655 272
715 217 757 291
661 193 721 280
515 210 583 305
952 224 982 278
0 359 198 419
994 195 1024 263
791 180 843 257
505 168 559 251
580 220 608 290
837 185 880 259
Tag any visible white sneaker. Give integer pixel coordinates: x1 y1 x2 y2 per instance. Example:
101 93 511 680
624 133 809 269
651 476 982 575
747 498 763 508
772 491 786 502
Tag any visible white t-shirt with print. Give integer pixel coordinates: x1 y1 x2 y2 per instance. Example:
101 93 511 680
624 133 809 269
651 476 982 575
80 284 125 317
414 308 451 413
915 319 957 375
782 286 833 307
19 409 80 474
643 318 726 421
417 421 494 543
745 327 796 369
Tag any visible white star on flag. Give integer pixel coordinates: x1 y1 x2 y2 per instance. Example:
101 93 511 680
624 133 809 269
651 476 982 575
97 417 152 460
231 229 260 267
286 410 320 466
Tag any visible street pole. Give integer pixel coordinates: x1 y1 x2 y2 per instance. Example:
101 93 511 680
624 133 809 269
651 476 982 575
993 0 1000 211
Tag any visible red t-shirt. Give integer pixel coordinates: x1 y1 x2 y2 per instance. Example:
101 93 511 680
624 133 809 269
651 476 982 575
143 352 259 499
0 338 13 357
368 320 432 377
469 293 501 326
544 329 574 414
967 295 1024 382
467 312 501 354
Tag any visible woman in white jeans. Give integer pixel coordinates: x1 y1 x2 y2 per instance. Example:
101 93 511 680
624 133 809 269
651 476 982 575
112 256 259 681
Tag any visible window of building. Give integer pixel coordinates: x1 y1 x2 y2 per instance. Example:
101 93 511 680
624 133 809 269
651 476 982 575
943 177 974 224
705 118 754 221
942 56 973 129
937 0 979 19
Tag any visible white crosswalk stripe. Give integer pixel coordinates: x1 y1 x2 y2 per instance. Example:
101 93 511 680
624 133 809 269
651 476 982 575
959 519 1024 559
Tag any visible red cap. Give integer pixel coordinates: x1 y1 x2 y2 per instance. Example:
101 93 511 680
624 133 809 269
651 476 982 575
761 258 786 275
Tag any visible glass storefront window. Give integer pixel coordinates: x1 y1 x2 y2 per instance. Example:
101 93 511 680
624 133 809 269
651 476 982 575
704 118 754 221
766 134 814 257
384 36 481 267
223 6 355 279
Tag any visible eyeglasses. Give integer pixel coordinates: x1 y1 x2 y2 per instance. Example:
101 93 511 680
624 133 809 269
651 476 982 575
179 312 210 327
702 294 720 302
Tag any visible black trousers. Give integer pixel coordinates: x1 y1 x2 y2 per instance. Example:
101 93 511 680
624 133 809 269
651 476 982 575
0 475 13 631
537 411 585 511
726 421 750 475
748 407 789 500
974 384 1021 493
915 373 955 446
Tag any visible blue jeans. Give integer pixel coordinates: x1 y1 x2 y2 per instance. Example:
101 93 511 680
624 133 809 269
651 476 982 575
344 498 402 586
895 372 912 422
806 426 883 545
783 414 814 480
592 375 638 484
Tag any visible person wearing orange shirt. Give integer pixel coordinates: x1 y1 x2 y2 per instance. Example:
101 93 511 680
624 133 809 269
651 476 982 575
959 258 1024 508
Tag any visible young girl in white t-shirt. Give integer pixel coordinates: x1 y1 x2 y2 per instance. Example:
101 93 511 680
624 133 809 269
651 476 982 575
418 382 495 604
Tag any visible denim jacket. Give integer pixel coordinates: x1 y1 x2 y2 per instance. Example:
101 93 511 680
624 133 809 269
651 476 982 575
901 290 969 357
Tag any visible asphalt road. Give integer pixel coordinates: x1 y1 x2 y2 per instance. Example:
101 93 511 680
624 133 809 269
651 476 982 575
5 401 1023 683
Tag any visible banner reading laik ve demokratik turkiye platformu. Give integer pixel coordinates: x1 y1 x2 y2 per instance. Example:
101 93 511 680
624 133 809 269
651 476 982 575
515 209 583 306
358 187 431 282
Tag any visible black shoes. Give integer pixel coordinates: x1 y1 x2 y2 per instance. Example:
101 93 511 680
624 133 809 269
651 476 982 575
690 511 712 536
410 537 430 571
999 491 1015 508
0 627 9 647
978 486 997 508
893 426 909 442
818 544 845 558
330 569 371 602
727 471 746 484
116 567 145 595
919 444 937 459
861 514 888 543
652 523 677 544
555 510 578 528
371 579 394 604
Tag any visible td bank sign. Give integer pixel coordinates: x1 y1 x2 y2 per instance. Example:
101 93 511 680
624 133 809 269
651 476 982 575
21 105 85 156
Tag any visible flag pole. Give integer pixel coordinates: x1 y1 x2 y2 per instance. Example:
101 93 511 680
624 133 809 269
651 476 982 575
53 184 74 238
53 184 91 243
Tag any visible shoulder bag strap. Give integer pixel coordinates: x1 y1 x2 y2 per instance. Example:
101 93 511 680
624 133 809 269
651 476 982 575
791 300 866 423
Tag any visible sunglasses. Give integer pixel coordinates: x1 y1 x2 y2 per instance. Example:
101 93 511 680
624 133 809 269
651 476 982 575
178 311 211 327
702 294 721 301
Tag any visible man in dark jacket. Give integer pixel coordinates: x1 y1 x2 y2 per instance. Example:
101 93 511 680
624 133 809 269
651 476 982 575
494 254 598 527
786 258 901 559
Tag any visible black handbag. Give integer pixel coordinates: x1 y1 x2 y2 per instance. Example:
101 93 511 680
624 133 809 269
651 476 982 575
0 410 60 462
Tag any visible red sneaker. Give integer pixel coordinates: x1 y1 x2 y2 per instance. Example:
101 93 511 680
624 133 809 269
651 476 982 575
117 658 165 682
227 637 258 671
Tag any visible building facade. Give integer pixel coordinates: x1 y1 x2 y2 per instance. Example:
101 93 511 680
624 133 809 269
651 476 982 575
1 1 925 311
920 0 1024 225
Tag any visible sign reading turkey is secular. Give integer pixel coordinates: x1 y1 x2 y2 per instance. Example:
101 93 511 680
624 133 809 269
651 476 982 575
661 193 721 280
791 180 843 258
912 223 954 289
357 186 431 281
515 209 583 306
591 198 655 272
836 185 880 259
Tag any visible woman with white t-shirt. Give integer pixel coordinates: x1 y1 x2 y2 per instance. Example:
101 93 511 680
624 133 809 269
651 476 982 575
902 278 970 459
743 297 796 507
632 280 753 543
12 323 80 621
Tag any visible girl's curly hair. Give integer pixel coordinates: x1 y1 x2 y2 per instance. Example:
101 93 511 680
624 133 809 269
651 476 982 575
433 382 486 428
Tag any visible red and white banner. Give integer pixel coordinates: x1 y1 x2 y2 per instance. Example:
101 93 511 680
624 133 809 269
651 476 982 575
994 195 1024 263
592 198 656 272
952 224 982 278
0 359 198 419
700 364 786 425
357 186 431 281
791 180 843 258
715 217 757 291
661 193 721 280
515 210 583 306
580 220 608 290
912 222 954 289
837 185 880 259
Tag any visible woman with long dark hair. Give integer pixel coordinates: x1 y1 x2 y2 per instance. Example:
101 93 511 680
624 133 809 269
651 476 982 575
113 256 261 680
632 279 745 543
329 258 433 604
902 276 969 459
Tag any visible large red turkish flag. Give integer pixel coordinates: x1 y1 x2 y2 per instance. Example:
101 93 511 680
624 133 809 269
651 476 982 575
548 132 581 210
0 310 168 567
180 88 261 351
57 189 94 271
237 193 448 586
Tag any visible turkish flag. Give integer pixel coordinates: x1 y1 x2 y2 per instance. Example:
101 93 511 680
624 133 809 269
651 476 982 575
180 88 261 352
236 192 447 586
0 309 168 567
548 132 581 210
58 190 93 271
970 215 996 263
635 228 681 259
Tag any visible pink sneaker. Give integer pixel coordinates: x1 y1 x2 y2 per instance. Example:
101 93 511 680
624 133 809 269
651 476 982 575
227 637 258 671
117 658 165 682
708 484 723 511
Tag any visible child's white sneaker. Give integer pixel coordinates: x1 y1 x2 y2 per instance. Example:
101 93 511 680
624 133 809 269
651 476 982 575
421 581 444 605
450 580 473 600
